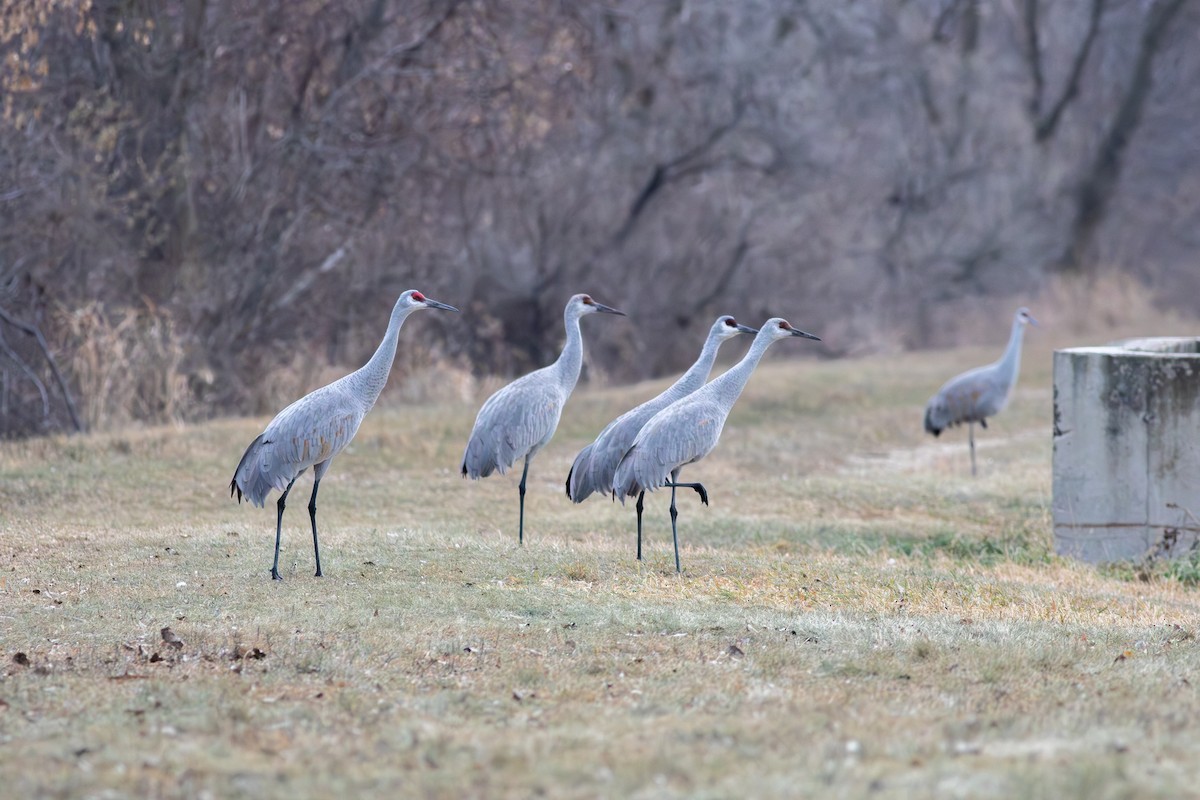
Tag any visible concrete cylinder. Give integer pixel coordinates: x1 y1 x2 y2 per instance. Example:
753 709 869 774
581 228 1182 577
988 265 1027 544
1053 338 1200 562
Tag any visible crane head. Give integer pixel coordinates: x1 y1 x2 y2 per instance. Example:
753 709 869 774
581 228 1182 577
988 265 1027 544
763 318 821 342
1016 307 1038 327
401 289 459 313
574 294 625 317
713 315 758 340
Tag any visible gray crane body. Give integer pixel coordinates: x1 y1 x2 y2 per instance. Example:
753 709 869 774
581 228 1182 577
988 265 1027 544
567 316 757 504
611 318 821 571
567 315 757 561
461 294 624 544
923 307 1037 475
231 289 458 579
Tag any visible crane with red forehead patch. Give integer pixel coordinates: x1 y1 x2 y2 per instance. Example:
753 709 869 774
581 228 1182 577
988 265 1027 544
231 289 458 580
566 315 758 561
611 317 820 573
461 293 625 544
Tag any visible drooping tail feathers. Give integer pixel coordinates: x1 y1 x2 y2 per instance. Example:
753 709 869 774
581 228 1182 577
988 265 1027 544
923 405 942 437
565 442 596 502
460 432 501 480
230 434 275 508
610 445 659 506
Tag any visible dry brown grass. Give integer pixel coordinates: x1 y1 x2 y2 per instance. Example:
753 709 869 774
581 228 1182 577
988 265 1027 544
3 329 1200 799
58 302 191 430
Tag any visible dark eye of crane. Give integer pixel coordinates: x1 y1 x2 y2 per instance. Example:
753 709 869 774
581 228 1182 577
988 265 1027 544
582 296 593 305
725 318 736 327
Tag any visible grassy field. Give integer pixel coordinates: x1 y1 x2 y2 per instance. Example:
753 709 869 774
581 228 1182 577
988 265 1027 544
3 333 1200 799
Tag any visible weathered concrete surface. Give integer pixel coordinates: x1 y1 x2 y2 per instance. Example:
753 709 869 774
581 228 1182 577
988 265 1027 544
1053 338 1200 562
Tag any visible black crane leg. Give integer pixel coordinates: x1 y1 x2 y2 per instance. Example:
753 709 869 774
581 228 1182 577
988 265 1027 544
308 477 323 577
969 422 977 477
662 479 708 574
272 478 297 581
518 457 530 546
664 481 708 506
668 483 681 574
636 491 645 561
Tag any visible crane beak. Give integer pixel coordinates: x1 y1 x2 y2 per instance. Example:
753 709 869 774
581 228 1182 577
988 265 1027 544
1026 314 1040 327
592 302 626 316
423 299 459 312
789 328 821 341
735 323 758 334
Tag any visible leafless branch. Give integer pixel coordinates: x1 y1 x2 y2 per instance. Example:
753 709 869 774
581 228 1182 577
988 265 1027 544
1031 0 1104 142
0 327 50 421
1058 0 1187 270
0 304 83 432
1022 0 1045 117
683 216 754 322
613 100 747 244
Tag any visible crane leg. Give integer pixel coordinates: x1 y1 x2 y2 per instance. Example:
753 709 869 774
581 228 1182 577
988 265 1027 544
308 477 323 577
272 478 297 581
663 475 707 574
518 456 530 546
969 422 977 477
665 481 708 506
669 483 681 574
636 490 645 561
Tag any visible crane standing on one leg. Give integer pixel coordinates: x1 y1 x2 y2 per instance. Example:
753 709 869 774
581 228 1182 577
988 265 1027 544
566 315 757 560
231 289 458 580
611 318 821 573
923 307 1038 476
461 294 625 545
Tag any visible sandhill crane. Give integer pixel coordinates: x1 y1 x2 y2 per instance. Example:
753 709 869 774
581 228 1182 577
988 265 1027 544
612 318 821 572
461 294 625 544
923 307 1038 476
231 289 458 580
566 315 757 560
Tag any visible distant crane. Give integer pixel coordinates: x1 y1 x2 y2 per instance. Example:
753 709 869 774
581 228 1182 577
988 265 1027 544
461 294 625 544
231 289 458 580
566 315 757 560
923 307 1038 476
612 318 821 572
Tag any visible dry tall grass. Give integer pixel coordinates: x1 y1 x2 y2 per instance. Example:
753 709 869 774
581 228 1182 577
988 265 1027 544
59 302 190 430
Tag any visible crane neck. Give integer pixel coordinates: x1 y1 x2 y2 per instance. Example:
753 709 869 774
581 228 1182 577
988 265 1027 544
551 303 587 393
996 316 1027 381
667 332 725 400
351 304 417 409
703 330 777 409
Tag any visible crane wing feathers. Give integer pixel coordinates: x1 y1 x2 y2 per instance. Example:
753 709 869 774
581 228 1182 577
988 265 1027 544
462 376 564 478
566 441 596 501
232 385 365 506
568 386 691 502
614 398 724 497
569 409 655 502
925 364 1009 432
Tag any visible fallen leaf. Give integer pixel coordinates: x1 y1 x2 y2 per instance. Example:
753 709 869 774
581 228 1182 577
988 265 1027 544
12 653 29 666
727 644 745 658
160 627 183 649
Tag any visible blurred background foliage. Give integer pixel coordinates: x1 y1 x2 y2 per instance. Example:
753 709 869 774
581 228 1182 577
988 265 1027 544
1 0 1197 436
